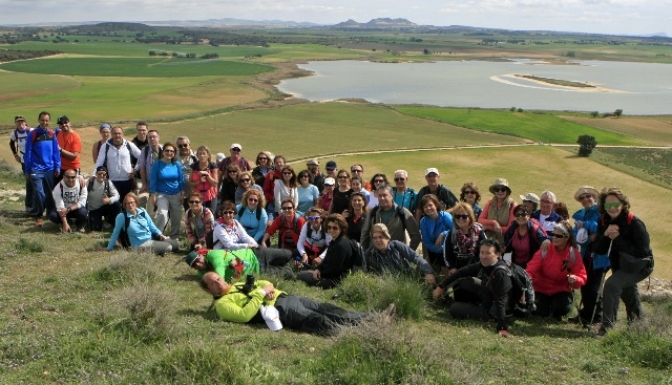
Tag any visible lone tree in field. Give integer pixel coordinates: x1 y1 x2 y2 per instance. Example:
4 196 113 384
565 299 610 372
614 109 623 118
577 135 597 157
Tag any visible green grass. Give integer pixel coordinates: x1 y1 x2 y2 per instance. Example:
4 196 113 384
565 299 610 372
0 57 274 77
590 148 672 189
396 106 640 145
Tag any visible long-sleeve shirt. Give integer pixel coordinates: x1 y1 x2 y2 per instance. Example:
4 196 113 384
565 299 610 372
363 240 433 276
297 222 331 259
213 219 258 250
53 176 88 210
274 179 298 211
94 139 141 181
150 160 184 195
185 208 216 247
571 205 601 259
197 249 261 282
360 204 421 251
107 208 161 250
24 127 60 173
86 178 120 211
420 211 454 254
235 204 268 242
526 245 587 296
214 280 284 323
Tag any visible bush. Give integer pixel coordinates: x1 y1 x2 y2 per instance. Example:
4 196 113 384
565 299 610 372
94 255 158 286
337 271 428 320
15 238 43 253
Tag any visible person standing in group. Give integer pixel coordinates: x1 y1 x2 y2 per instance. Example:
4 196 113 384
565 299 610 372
131 122 148 163
91 123 111 163
23 111 60 227
459 182 483 219
189 145 219 212
234 171 263 205
252 151 274 187
55 115 82 182
594 187 654 338
343 192 368 242
392 170 417 211
503 205 550 269
532 191 563 233
176 136 197 210
418 194 454 271
330 169 353 214
9 115 33 214
137 129 162 212
94 126 141 204
306 158 324 193
263 155 286 218
274 166 299 214
367 173 389 209
220 143 251 172
317 177 335 212
360 184 421 252
478 178 517 244
414 167 458 223
297 170 320 214
150 142 184 238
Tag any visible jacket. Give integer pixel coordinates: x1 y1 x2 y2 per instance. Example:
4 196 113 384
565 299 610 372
185 207 216 247
363 240 433 276
571 205 601 260
420 211 454 254
531 210 563 233
150 160 184 195
213 219 257 250
526 245 587 296
107 208 161 250
198 249 261 283
214 280 284 324
317 235 356 281
443 224 486 269
360 204 421 251
594 211 652 272
24 127 60 174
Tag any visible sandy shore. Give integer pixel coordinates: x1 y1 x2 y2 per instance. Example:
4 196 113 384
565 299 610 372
491 73 627 93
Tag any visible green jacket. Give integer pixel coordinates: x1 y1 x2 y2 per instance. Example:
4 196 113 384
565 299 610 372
198 249 261 282
214 280 286 323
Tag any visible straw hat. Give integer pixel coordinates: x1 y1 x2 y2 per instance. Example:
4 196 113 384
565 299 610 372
489 178 511 194
574 186 599 202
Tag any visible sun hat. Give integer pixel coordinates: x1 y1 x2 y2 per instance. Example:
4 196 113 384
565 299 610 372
488 178 511 194
574 186 599 202
306 158 319 166
216 153 226 163
519 193 540 204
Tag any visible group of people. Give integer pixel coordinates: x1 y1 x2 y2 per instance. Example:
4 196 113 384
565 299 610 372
10 112 654 338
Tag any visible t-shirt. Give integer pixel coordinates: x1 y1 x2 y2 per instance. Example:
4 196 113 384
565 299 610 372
297 184 320 213
332 188 353 214
56 130 82 170
511 231 531 266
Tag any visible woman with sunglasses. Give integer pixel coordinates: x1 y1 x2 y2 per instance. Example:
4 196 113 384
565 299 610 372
212 200 258 250
235 189 268 243
297 170 319 214
594 187 653 338
296 208 331 267
344 192 368 242
184 192 216 251
367 173 389 209
503 205 550 268
251 151 274 187
150 142 184 238
443 202 486 275
459 181 483 219
261 199 306 252
234 170 262 205
330 169 353 214
218 164 239 209
526 220 586 319
274 165 299 214
189 145 219 212
478 178 517 244
297 214 355 289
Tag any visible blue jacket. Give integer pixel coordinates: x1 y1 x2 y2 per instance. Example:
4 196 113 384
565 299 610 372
150 160 184 195
107 208 161 250
571 205 600 259
235 204 268 242
23 127 60 173
420 211 454 254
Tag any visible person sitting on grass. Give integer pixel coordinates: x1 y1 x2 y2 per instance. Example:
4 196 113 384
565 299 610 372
261 199 306 252
184 192 216 251
201 271 394 335
432 239 514 338
51 169 88 233
86 166 121 232
184 247 294 282
213 201 258 250
296 208 331 268
107 192 179 256
361 223 436 286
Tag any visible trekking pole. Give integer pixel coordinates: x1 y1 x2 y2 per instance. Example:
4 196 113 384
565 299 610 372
589 239 612 326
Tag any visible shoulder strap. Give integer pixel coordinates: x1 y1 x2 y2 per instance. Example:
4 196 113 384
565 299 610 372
238 205 245 218
626 212 634 225
87 178 94 192
396 206 407 232
103 142 111 168
60 182 65 198
370 206 380 221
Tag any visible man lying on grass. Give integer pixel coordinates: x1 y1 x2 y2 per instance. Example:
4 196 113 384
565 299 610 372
201 271 395 335
184 248 294 282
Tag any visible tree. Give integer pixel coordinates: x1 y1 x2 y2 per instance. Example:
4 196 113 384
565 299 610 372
614 109 623 118
423 48 431 55
577 135 597 157
590 111 599 118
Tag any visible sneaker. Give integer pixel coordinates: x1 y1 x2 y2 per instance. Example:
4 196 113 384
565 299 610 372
78 226 86 233
35 218 43 227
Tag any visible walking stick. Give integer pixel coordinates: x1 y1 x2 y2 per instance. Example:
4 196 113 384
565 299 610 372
589 239 612 326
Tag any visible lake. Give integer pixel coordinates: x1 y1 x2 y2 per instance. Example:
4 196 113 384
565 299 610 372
277 60 672 115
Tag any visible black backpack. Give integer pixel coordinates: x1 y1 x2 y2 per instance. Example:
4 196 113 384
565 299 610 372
487 260 536 317
119 210 150 249
87 178 110 197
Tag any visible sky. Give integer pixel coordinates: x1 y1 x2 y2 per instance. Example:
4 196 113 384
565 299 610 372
2 0 671 36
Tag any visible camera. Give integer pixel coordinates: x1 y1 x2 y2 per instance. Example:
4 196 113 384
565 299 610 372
241 274 255 294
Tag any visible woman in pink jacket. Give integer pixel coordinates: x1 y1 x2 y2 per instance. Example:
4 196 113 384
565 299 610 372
526 220 587 319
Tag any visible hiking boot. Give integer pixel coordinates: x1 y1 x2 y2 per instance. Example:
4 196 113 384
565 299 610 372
594 326 609 339
35 218 43 227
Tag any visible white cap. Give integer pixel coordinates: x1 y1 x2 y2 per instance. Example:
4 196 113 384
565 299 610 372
576 228 589 244
261 305 283 332
425 167 440 176
216 153 226 162
230 143 242 150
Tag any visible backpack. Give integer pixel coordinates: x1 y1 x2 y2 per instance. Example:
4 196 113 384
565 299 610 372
119 209 150 249
278 214 301 248
419 185 457 210
370 205 407 233
142 145 163 166
31 128 55 143
541 246 577 265
103 140 133 170
238 205 262 221
59 176 86 199
87 178 110 197
488 261 536 317
350 239 366 271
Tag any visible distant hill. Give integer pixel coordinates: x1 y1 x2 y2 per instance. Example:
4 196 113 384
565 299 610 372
333 18 417 29
144 18 320 28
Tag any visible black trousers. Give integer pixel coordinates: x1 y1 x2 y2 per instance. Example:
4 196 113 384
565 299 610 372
578 267 606 324
534 291 573 319
253 248 295 280
275 294 370 335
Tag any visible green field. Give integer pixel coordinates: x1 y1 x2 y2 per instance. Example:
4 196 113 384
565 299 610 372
0 57 274 77
396 106 640 145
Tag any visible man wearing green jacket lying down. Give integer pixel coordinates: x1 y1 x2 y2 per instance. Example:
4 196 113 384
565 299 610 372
201 272 395 335
184 248 294 282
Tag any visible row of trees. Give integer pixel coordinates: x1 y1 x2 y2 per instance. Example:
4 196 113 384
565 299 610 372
148 51 219 59
0 49 61 63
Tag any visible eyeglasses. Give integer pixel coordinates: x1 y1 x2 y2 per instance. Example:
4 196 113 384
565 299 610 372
326 225 340 231
493 187 508 193
337 175 348 179
281 206 293 211
282 171 293 175
514 212 529 218
239 178 251 182
65 175 77 179
247 198 258 202
463 190 476 195
373 179 385 183
228 170 238 173
163 149 175 153
258 157 268 161
579 194 593 201
351 169 362 173
177 144 189 148
222 211 235 215
394 177 405 182
189 200 201 204
231 148 241 152
604 202 621 209
548 233 567 238
454 214 469 220
308 216 321 220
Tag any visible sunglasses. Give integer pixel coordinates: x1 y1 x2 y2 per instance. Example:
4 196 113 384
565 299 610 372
454 214 469 220
247 198 258 202
463 190 476 195
493 187 508 193
373 179 385 183
65 175 77 179
604 202 621 209
177 144 189 148
239 178 251 182
231 148 241 152
96 171 107 175
228 170 238 173
514 212 529 218
326 225 340 231
222 211 235 215
579 194 593 200
281 207 294 211
163 149 175 153
308 216 321 220
549 233 567 238
337 175 348 179
394 177 405 182
258 157 268 161
189 200 201 204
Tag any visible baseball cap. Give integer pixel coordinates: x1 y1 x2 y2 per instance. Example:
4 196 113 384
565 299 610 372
230 143 242 150
325 160 337 171
425 167 440 176
324 177 335 186
14 115 25 122
57 115 69 125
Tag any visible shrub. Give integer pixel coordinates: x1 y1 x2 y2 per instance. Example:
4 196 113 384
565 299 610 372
94 254 158 286
15 238 43 253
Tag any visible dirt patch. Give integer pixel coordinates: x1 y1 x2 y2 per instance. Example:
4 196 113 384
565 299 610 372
562 116 672 146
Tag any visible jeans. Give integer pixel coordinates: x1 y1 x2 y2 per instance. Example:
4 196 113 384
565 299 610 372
534 291 574 319
29 170 56 218
48 207 88 229
275 294 370 335
21 163 33 209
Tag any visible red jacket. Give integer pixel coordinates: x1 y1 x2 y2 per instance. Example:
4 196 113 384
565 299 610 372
526 244 587 296
265 214 306 250
263 170 281 204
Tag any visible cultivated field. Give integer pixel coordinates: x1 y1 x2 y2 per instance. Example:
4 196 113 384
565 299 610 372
562 115 672 146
